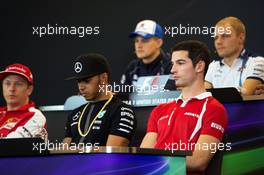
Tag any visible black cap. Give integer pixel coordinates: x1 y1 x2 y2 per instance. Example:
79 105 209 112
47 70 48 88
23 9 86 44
66 53 110 80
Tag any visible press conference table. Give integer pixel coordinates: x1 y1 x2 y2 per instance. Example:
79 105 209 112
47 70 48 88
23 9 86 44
0 146 191 175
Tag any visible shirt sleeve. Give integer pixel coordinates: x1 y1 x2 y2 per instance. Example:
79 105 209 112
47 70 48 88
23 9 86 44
200 105 228 141
109 104 136 140
146 105 161 133
245 56 264 83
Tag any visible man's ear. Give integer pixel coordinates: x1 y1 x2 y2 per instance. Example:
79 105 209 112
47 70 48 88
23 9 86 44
99 73 108 84
27 85 33 96
155 38 163 48
195 60 205 73
238 32 245 45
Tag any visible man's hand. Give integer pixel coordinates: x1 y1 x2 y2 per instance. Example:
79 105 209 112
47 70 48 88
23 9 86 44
254 84 264 95
186 135 221 172
106 134 129 146
140 132 157 148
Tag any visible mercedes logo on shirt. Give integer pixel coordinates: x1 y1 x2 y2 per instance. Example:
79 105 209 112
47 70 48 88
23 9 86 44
74 62 82 73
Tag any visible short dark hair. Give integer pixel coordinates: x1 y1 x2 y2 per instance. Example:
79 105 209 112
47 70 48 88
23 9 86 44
171 40 211 75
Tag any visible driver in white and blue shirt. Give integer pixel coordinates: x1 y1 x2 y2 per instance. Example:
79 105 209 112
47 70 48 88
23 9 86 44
205 16 264 95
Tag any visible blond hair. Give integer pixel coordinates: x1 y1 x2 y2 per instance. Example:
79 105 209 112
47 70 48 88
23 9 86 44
216 16 246 37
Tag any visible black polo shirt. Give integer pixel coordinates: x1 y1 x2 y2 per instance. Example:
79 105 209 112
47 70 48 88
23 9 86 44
65 96 136 145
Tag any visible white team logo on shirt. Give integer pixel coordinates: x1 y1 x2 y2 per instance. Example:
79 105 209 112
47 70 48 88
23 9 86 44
73 111 81 121
211 122 224 133
98 110 106 118
184 112 200 118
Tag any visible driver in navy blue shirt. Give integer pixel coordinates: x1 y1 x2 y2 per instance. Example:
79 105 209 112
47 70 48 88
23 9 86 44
120 20 171 86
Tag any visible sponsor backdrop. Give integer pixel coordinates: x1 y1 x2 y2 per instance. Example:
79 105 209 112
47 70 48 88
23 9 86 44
1 0 263 106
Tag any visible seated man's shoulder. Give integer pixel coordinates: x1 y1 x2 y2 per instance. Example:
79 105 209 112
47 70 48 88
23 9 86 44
209 59 220 67
67 103 88 119
248 55 264 65
161 52 171 61
206 97 227 115
112 97 135 113
72 102 87 112
26 107 46 128
153 101 175 112
127 59 140 69
159 51 171 62
28 107 46 120
244 55 264 80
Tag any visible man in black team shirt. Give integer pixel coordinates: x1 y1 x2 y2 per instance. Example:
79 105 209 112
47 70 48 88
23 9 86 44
120 19 171 86
64 53 136 146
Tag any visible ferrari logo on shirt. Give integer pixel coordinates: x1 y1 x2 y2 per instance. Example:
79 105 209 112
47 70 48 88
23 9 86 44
7 118 20 124
7 118 14 123
0 117 19 130
98 110 106 119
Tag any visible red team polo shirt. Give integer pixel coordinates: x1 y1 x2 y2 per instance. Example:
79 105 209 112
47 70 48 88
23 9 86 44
0 102 46 138
147 92 228 150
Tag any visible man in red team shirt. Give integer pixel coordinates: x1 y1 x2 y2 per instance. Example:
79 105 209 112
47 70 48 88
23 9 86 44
0 63 46 138
141 40 228 173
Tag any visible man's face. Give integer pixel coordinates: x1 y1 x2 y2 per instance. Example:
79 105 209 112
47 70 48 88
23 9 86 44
2 74 32 108
77 75 102 101
171 51 197 88
134 36 162 60
214 24 244 58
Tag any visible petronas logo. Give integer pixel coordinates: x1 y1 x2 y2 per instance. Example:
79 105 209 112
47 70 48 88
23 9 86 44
98 110 106 118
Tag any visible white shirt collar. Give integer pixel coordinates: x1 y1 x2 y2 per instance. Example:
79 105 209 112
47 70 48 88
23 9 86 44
175 92 212 103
